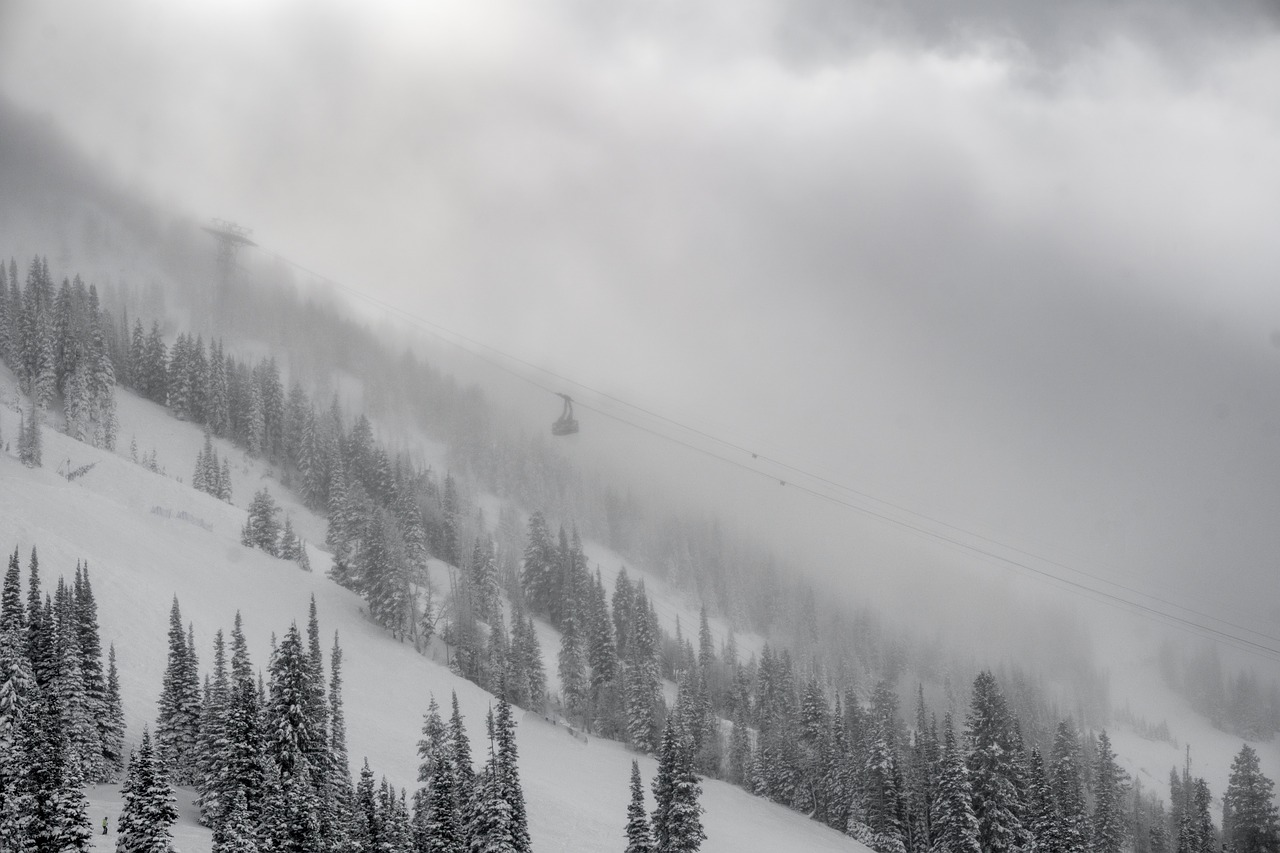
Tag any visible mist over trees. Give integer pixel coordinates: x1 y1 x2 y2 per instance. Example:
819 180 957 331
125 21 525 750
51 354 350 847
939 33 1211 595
0 211 1275 849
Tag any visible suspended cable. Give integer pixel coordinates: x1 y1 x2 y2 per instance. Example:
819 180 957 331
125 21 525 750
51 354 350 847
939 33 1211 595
266 250 1280 663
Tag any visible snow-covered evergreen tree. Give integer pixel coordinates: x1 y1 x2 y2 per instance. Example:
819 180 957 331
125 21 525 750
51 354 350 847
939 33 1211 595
652 716 705 853
18 403 42 468
1224 744 1278 853
243 488 282 556
966 671 1025 853
155 597 201 785
1091 731 1126 853
116 728 179 853
626 759 656 853
626 585 662 753
558 611 589 726
520 512 556 617
103 644 126 776
1050 719 1089 852
328 633 356 853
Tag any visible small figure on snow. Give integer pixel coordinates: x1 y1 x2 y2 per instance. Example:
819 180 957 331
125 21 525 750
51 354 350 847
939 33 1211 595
102 815 109 835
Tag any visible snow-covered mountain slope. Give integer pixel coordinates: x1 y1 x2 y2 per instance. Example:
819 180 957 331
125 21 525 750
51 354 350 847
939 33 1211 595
0 369 864 852
1102 625 1280 812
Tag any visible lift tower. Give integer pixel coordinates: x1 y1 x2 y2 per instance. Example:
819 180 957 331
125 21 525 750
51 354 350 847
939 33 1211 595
201 219 256 327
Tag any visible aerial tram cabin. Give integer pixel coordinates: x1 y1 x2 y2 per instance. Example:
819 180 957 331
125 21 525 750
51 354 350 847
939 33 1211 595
552 393 579 436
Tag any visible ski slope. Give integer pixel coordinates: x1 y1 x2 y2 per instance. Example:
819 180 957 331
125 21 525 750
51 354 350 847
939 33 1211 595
0 369 864 852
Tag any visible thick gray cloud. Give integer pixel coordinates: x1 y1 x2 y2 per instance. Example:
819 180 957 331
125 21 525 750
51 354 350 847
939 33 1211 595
3 0 1280 664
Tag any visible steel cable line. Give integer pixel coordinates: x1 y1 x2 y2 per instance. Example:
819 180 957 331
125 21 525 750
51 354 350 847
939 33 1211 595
268 250 1280 661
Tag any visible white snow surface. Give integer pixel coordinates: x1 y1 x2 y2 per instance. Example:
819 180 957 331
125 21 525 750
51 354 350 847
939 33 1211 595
0 370 864 852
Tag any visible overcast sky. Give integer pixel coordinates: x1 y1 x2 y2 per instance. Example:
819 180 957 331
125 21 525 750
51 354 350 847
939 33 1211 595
3 0 1280 661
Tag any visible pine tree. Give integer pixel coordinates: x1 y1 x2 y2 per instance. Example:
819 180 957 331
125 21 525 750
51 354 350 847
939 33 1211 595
1029 746 1066 853
1224 744 1279 853
328 633 356 853
509 607 545 711
418 695 449 787
280 516 301 561
197 631 230 828
74 564 110 781
18 403 42 467
520 512 557 617
626 586 662 753
243 488 282 556
222 613 268 822
652 716 706 853
1051 719 1089 852
0 549 22 634
416 696 464 853
103 644 126 775
1092 731 1126 853
156 598 201 785
626 759 656 853
863 680 905 848
470 535 500 624
496 698 531 852
214 788 258 853
0 618 36 848
558 610 589 726
966 671 1025 853
931 716 981 853
116 728 179 853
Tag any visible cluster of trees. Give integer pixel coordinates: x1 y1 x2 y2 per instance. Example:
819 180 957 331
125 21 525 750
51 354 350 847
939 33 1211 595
194 430 233 502
149 596 413 851
114 318 278 458
0 257 118 449
241 488 311 570
515 514 665 750
16 257 1107 823
623 718 707 853
413 692 531 852
149 595 532 853
1160 642 1280 743
706 664 1278 853
0 546 125 848
322 424 436 641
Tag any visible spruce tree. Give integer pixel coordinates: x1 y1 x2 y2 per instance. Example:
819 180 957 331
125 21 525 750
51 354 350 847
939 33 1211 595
214 788 258 853
495 698 531 852
0 549 22 634
511 608 545 711
197 631 230 829
1224 745 1278 853
1051 719 1089 852
558 611 589 726
931 716 981 853
626 759 656 853
966 671 1025 853
243 488 282 556
18 403 42 467
520 512 556 617
116 728 179 853
626 586 662 753
328 633 356 853
418 695 449 787
1091 731 1126 853
103 644 126 775
222 613 268 822
1028 746 1066 853
156 597 201 785
652 716 705 853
